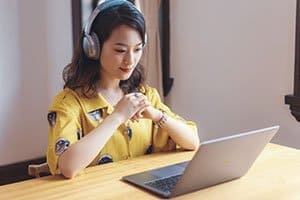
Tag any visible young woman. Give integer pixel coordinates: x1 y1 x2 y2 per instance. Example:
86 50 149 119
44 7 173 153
47 0 199 179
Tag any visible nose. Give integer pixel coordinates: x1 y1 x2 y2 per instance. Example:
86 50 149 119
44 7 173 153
123 51 134 65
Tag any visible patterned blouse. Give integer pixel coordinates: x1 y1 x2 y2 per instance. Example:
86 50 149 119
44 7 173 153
46 85 197 175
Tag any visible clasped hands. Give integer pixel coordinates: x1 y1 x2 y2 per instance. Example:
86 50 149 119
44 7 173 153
113 92 162 123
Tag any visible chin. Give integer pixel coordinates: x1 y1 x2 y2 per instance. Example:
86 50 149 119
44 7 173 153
119 73 134 81
120 76 131 81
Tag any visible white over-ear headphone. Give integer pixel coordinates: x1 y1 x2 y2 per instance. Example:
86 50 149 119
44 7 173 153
82 0 147 60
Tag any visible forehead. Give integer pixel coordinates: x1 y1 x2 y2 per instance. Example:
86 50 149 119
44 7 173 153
106 24 142 45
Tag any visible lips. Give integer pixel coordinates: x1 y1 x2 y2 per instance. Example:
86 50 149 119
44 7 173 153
119 67 133 73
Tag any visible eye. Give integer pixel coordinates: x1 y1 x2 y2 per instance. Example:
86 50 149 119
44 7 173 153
135 48 142 52
115 49 126 53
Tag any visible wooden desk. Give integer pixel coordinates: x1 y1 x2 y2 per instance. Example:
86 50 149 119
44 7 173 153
1 143 300 199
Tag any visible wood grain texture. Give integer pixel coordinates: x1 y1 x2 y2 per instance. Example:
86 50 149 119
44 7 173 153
1 144 299 200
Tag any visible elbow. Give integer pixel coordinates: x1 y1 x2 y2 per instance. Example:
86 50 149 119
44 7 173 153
186 126 200 150
60 167 78 179
63 173 76 179
179 129 200 151
192 129 200 150
182 141 200 151
194 136 200 149
187 136 200 151
192 141 200 150
187 141 200 151
58 157 79 179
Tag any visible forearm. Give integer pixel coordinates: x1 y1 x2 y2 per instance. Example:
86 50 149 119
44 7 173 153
58 113 123 178
159 115 199 150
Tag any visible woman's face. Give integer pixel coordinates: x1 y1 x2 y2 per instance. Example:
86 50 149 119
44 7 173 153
100 24 143 81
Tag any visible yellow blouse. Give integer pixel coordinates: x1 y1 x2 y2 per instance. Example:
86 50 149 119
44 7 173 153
46 85 197 175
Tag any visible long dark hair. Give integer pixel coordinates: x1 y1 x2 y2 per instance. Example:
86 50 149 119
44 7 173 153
63 0 146 97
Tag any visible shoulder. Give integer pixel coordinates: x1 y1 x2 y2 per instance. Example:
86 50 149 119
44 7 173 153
139 85 164 107
49 88 82 112
140 85 161 100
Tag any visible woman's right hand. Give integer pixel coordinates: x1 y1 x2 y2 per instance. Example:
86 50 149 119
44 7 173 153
112 93 150 123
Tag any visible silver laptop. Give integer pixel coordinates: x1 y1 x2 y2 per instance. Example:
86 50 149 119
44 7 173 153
122 126 279 198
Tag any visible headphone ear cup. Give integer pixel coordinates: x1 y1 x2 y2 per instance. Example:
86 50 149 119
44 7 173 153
90 32 100 59
83 34 92 58
83 32 100 60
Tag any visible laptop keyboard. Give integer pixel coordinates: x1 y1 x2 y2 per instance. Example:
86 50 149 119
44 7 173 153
145 174 182 193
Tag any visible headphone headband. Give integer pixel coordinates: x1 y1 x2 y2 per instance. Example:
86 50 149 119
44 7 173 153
82 0 146 60
84 0 131 36
84 7 101 36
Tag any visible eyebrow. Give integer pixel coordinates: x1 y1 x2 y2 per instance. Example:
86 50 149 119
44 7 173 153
113 42 143 47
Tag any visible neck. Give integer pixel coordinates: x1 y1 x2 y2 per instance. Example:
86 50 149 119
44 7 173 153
97 79 124 106
97 76 120 92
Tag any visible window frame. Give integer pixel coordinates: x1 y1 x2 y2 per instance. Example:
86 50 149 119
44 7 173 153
285 0 300 121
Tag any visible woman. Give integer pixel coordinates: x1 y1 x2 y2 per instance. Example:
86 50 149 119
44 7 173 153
47 0 199 179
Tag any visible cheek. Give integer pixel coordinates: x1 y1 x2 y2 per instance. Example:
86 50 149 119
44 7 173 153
135 52 143 63
100 51 123 67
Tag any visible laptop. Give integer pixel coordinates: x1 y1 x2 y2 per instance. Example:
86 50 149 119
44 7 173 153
122 125 279 198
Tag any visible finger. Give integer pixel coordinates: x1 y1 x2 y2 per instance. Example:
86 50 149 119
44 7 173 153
139 105 151 115
134 100 147 112
128 92 140 98
130 115 136 122
133 92 140 98
137 98 148 105
129 92 147 101
143 99 151 106
132 114 139 122
129 97 149 117
137 108 146 118
131 97 148 111
138 100 150 111
132 99 141 109
138 110 144 118
126 93 138 102
128 97 142 108
131 104 147 120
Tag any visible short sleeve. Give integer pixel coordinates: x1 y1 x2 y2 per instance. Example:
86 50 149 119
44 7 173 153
144 86 198 152
46 90 82 175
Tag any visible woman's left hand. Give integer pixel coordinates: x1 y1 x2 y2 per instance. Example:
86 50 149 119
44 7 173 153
131 97 161 122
